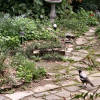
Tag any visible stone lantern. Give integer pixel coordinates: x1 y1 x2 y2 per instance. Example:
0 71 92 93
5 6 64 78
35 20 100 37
45 0 62 23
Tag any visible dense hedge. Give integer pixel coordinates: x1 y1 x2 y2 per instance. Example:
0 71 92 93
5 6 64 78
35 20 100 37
0 0 68 17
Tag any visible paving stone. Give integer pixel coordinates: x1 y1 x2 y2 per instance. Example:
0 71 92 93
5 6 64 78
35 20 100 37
85 85 98 92
79 89 88 93
64 86 80 92
86 36 95 40
34 92 49 97
73 62 88 68
90 73 100 77
69 56 84 61
21 95 43 100
5 91 33 100
58 80 76 86
49 90 58 94
66 48 73 53
55 89 70 97
96 58 100 63
33 84 59 93
69 50 88 61
84 32 95 36
0 95 11 100
94 51 100 55
92 77 100 86
96 97 100 100
59 69 66 74
89 39 97 45
69 70 78 75
45 94 61 100
76 37 88 45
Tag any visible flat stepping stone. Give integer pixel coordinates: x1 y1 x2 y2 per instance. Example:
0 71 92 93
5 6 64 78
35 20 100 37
90 73 100 77
55 89 70 97
94 51 100 55
21 96 43 100
64 86 81 92
76 37 88 45
0 95 11 100
5 91 33 100
45 94 61 100
33 84 59 93
57 80 76 87
34 92 49 97
69 50 88 61
96 58 100 63
73 62 88 68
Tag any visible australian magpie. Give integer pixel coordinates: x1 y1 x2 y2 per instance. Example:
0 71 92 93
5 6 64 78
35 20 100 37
78 70 94 87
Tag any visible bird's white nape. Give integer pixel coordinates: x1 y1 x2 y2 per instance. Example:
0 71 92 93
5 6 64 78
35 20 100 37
80 71 87 78
53 24 57 28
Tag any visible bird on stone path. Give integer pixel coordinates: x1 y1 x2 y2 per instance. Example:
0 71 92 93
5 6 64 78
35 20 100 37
78 70 94 87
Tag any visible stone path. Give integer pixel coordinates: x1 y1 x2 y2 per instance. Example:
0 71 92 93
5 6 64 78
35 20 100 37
1 27 100 100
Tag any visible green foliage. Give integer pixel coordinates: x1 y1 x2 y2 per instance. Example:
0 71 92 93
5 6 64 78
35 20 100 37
95 26 100 38
57 8 98 35
12 53 46 82
0 52 7 73
0 0 45 17
17 63 46 82
77 8 98 26
0 14 58 50
42 53 66 61
80 0 100 11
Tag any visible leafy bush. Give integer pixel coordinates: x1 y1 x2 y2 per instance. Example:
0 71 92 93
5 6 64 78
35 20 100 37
0 52 7 73
77 8 98 26
42 53 66 61
17 62 46 82
80 0 100 11
57 8 98 35
0 14 58 50
95 26 100 38
12 53 46 82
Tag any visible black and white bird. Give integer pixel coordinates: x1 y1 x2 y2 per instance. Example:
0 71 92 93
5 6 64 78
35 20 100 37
78 70 94 87
53 24 57 30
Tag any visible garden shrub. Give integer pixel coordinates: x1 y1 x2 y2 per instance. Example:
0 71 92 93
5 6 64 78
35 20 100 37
0 14 58 50
42 53 66 61
12 53 46 82
76 8 98 26
95 26 100 38
57 8 98 35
